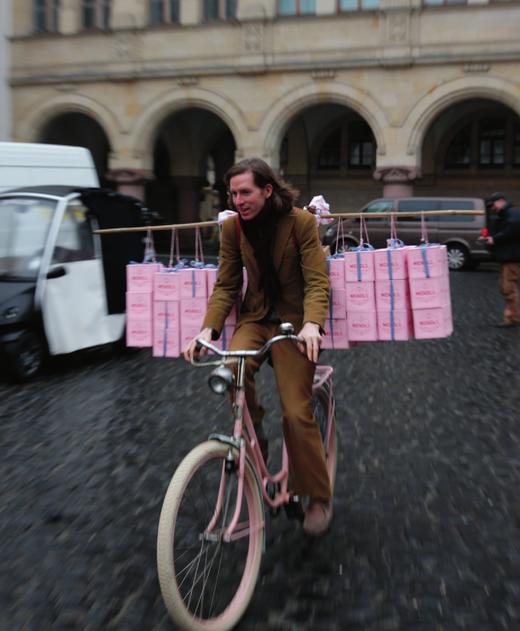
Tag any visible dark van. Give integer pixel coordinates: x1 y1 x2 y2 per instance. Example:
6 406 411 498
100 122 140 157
322 197 488 270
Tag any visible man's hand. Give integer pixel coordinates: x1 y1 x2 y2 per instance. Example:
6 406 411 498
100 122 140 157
297 322 322 363
184 327 213 363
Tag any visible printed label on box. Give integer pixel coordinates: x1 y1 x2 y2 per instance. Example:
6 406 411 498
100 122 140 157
344 250 375 283
375 279 410 311
347 311 378 341
374 248 408 280
345 281 376 312
126 291 152 319
126 318 152 347
154 271 181 301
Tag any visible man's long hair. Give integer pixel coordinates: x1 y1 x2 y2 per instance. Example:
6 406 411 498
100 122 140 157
224 158 298 215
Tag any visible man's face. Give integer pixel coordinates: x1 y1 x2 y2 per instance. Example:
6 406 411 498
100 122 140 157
229 170 273 221
491 198 507 212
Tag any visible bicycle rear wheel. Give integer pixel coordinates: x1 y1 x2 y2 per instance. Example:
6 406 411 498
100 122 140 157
312 383 337 492
157 440 265 631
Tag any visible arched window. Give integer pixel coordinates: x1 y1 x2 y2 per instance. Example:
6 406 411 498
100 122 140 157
348 120 375 168
445 125 471 169
278 0 316 16
318 128 342 171
150 0 180 25
479 118 505 168
204 0 237 20
33 0 60 33
81 0 111 30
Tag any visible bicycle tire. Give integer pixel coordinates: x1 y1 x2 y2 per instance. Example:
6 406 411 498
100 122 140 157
157 440 265 631
312 384 337 492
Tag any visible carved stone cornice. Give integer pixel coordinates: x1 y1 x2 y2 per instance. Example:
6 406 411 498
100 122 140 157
373 166 420 183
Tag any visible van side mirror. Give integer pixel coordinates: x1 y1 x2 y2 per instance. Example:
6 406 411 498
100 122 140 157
47 266 67 279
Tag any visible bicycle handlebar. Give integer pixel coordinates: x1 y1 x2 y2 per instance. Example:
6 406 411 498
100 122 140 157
192 332 303 365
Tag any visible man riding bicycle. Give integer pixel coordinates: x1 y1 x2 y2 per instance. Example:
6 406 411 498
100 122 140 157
185 158 332 536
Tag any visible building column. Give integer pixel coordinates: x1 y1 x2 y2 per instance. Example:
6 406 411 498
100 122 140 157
172 175 206 224
373 166 420 198
106 168 154 201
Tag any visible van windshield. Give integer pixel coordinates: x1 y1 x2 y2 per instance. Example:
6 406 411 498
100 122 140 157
0 197 58 280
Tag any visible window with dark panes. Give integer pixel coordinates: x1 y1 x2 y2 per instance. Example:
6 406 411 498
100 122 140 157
398 199 438 221
204 0 236 19
82 0 111 30
33 0 60 33
348 121 375 168
150 0 179 25
479 119 505 167
318 128 342 171
439 200 475 222
445 125 471 168
338 0 380 10
279 0 316 15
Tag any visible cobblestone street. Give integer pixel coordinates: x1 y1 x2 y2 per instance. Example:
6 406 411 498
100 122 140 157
1 266 519 631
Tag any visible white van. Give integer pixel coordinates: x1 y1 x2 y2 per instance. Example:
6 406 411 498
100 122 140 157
0 142 99 192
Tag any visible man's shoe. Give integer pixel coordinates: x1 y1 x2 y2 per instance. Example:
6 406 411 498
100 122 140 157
496 321 520 328
303 499 333 537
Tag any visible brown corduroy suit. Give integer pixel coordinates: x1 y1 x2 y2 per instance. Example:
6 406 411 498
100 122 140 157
202 208 331 502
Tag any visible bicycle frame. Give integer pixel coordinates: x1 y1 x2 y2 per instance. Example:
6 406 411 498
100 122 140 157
197 339 335 544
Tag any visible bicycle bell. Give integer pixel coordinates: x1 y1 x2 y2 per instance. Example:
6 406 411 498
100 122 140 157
279 322 294 335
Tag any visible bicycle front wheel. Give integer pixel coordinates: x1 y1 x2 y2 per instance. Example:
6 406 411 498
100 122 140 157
157 440 265 631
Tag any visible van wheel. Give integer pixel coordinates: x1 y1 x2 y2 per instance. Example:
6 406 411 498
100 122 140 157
447 244 470 271
6 332 46 382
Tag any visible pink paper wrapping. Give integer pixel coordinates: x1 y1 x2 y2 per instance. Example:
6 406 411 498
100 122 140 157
153 300 180 328
154 270 181 301
180 268 207 298
347 311 378 342
345 281 376 312
344 250 375 283
328 289 347 319
126 318 152 347
321 318 349 350
126 263 162 292
409 275 451 310
126 291 152 319
413 305 453 339
327 257 345 290
374 247 408 281
377 309 413 341
153 325 180 358
407 244 448 279
180 298 207 326
375 279 410 311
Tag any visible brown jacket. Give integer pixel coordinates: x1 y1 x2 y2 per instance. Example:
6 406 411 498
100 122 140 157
203 207 330 336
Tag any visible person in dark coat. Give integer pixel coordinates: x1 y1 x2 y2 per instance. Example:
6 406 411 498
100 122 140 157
485 192 520 327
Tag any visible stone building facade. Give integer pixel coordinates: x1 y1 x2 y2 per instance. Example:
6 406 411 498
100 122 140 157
8 0 520 225
1 0 12 140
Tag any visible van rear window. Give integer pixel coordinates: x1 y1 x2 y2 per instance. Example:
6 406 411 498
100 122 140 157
397 200 438 221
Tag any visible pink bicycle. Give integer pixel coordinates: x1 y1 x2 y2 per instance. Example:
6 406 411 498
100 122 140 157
157 323 337 631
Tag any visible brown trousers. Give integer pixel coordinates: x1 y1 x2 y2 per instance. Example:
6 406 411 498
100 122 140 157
499 262 520 324
229 321 331 502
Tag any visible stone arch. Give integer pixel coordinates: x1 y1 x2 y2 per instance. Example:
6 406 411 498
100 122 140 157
21 93 119 151
131 87 249 166
405 76 520 162
259 81 388 163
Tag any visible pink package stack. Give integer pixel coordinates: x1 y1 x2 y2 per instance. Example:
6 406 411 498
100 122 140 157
407 244 453 339
126 262 162 347
344 253 378 342
153 269 181 357
324 256 349 348
375 277 412 341
180 267 208 352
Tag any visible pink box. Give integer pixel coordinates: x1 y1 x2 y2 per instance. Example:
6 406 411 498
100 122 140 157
321 318 349 350
413 305 453 339
180 298 207 326
126 318 152 347
153 325 180 358
347 311 378 341
374 247 408 281
377 309 413 341
126 263 162 292
345 281 376 312
180 268 207 298
327 257 345 290
206 267 218 295
153 300 180 328
180 323 202 353
214 325 235 351
328 289 347 319
407 245 448 279
154 271 181 301
344 250 375 283
409 275 451 310
126 291 152 319
375 279 410 311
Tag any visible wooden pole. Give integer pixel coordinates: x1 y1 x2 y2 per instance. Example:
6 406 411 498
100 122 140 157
93 209 485 235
